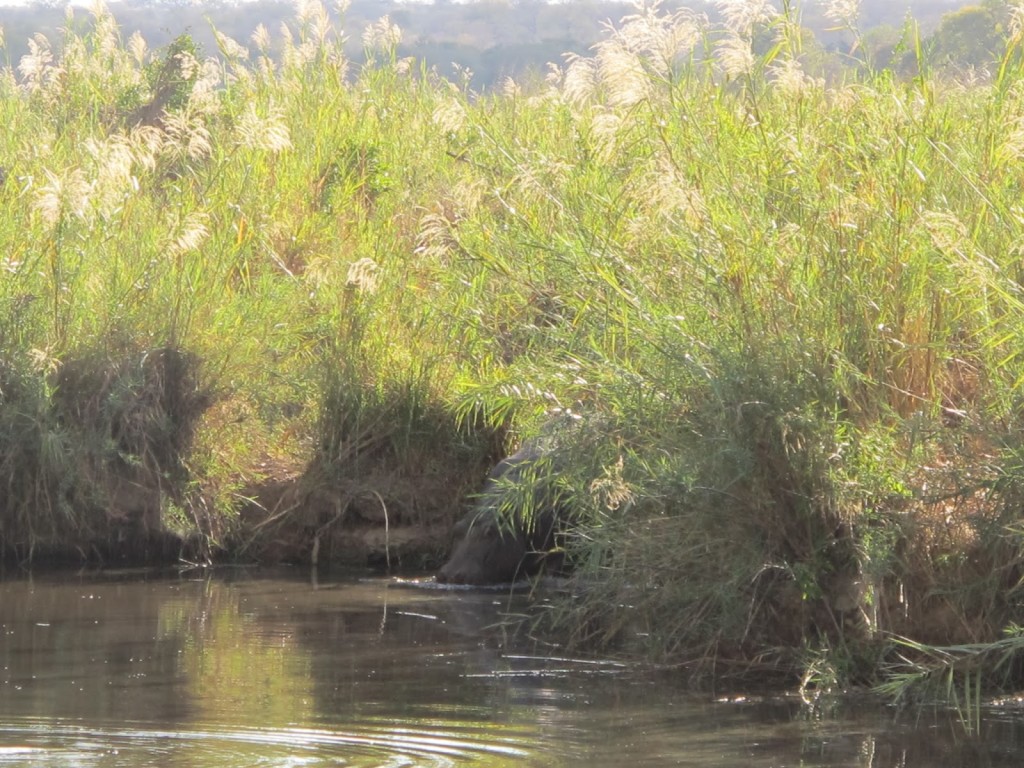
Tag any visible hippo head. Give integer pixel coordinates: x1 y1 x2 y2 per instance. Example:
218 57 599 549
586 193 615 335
437 440 566 585
436 513 533 585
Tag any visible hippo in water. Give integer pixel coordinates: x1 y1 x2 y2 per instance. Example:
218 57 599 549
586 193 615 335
437 442 566 585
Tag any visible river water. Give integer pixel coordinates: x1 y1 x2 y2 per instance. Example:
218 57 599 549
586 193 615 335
0 569 1022 767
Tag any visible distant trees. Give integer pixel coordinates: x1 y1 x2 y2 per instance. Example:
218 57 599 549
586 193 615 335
928 0 1011 71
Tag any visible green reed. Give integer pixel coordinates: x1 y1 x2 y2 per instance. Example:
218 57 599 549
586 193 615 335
4 0 1024 696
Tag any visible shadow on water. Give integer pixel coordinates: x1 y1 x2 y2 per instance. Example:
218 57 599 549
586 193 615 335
0 568 1024 766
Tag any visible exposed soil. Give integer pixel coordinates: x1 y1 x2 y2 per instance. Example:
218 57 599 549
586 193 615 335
234 469 455 571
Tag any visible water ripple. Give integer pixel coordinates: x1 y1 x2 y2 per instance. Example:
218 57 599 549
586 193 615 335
0 717 540 767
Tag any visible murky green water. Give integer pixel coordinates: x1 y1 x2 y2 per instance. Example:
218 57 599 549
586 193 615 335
0 569 1022 767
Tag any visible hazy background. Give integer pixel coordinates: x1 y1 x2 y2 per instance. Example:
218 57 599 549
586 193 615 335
0 0 1002 89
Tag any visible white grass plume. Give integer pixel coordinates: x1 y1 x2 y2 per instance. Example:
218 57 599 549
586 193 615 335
162 109 212 161
34 167 90 227
715 0 778 37
716 31 754 78
346 257 380 293
363 16 402 54
18 34 58 92
167 210 210 258
237 103 292 153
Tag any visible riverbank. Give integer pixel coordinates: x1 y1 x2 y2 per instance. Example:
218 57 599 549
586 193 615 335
4 0 1024 703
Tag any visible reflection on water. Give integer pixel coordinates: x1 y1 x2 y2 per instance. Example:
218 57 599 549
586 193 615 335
0 719 535 767
0 569 1023 767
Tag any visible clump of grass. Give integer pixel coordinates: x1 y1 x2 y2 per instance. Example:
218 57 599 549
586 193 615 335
0 352 77 560
0 341 209 562
875 627 1024 734
53 343 211 548
441 0 1024 695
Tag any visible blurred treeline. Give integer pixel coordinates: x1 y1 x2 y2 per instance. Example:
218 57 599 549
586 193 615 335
0 0 1015 90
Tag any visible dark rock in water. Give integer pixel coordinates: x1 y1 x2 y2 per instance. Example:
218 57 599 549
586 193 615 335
437 442 566 585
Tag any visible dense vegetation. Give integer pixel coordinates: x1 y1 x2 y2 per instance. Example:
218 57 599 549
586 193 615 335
5 0 1024 706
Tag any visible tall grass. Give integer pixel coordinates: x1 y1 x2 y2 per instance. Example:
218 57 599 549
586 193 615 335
4 0 1024 692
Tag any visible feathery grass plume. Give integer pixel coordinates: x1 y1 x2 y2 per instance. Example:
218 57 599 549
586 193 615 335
236 103 292 152
27 347 60 377
128 31 147 66
83 135 136 219
214 30 249 65
452 177 486 216
715 31 755 78
415 212 460 264
0 25 5 52
526 88 560 109
447 71 471 96
0 66 15 95
296 0 332 44
828 83 863 114
277 22 315 72
1008 1 1024 50
251 25 277 79
60 1 142 95
282 25 319 72
635 155 707 231
501 77 521 99
93 5 124 72
279 21 294 61
18 34 58 91
63 0 120 78
34 168 90 227
921 210 973 266
187 58 222 116
161 109 212 161
715 0 778 36
589 456 634 512
362 16 402 55
822 0 862 30
432 98 467 135
295 0 319 24
87 0 119 55
511 161 552 208
614 1 705 79
589 109 625 162
346 257 380 293
595 36 649 107
255 55 275 81
770 58 821 98
996 114 1024 165
252 24 272 55
562 54 597 108
165 43 199 84
167 210 209 258
127 124 165 173
662 7 706 65
545 61 563 89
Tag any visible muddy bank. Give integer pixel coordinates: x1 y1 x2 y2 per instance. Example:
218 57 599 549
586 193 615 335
0 473 462 572
233 472 459 571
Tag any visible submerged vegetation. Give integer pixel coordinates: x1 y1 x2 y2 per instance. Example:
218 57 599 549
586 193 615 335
5 0 1024 702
